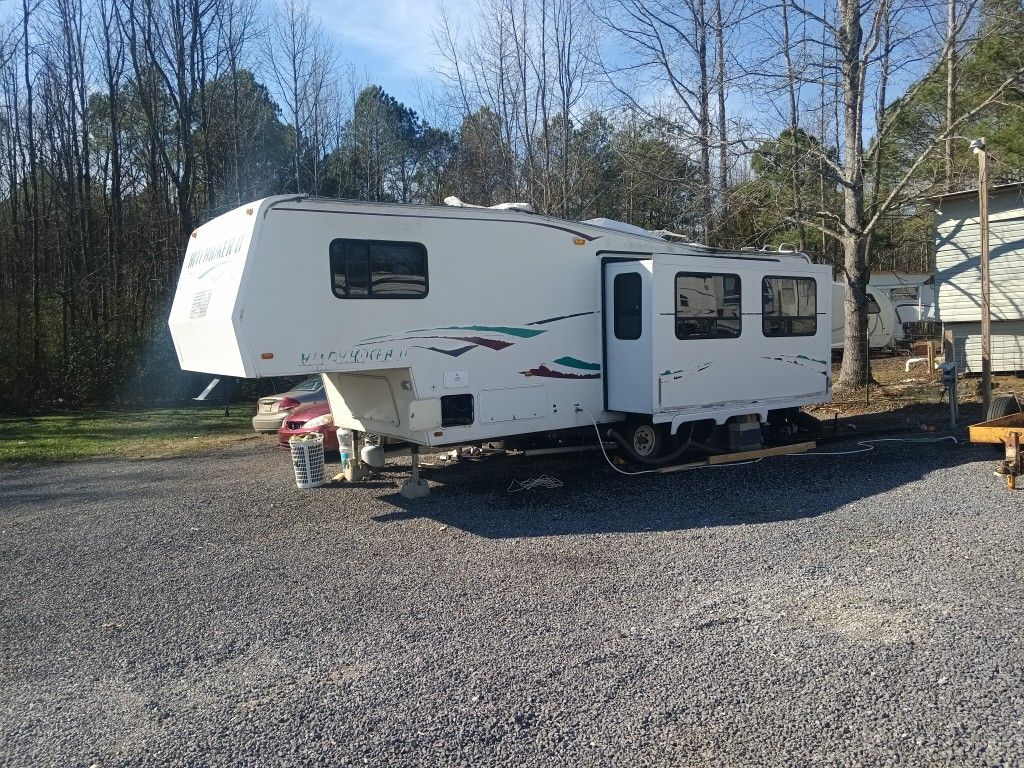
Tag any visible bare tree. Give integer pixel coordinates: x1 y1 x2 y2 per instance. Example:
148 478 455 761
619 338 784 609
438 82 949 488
599 0 715 237
786 0 1023 386
433 0 595 212
263 0 334 193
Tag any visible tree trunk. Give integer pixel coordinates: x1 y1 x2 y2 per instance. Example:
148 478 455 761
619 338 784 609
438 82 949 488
836 0 869 387
944 0 957 191
714 0 728 237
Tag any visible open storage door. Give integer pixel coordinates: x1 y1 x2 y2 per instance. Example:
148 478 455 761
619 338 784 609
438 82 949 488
603 260 654 414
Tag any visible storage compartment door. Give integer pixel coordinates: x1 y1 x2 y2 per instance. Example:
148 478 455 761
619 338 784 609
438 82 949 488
604 262 654 413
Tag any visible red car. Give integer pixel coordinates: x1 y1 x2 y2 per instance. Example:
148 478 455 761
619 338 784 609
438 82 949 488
277 401 339 453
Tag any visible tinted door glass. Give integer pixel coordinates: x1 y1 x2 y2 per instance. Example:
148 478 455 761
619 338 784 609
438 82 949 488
613 272 642 340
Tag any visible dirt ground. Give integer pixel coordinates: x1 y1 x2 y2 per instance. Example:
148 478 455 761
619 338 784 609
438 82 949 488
809 351 1022 434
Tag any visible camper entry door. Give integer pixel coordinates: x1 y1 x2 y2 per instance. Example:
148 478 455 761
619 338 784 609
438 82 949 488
604 260 654 414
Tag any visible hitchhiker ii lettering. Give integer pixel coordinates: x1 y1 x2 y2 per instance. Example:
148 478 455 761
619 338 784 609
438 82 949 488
299 348 409 368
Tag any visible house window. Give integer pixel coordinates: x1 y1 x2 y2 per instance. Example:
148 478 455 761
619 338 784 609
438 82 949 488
762 276 817 337
675 272 741 339
329 239 428 298
613 272 642 340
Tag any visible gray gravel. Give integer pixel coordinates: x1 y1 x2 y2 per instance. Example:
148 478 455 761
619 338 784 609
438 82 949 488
2 434 1024 767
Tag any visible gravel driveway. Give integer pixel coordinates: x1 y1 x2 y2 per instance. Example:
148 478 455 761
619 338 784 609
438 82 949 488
2 435 1023 766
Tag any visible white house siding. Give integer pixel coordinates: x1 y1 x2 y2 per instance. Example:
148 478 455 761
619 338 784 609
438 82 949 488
934 186 1024 372
946 320 1024 373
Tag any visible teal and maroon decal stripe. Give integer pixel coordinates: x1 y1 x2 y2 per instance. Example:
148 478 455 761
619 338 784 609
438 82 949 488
354 312 597 359
522 356 601 380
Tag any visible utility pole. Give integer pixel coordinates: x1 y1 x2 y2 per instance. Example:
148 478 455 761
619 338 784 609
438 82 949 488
972 137 992 416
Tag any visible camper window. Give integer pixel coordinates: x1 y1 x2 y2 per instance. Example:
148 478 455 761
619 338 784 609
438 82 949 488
762 276 817 337
613 272 643 340
329 239 428 298
867 294 882 314
889 286 918 302
675 272 741 339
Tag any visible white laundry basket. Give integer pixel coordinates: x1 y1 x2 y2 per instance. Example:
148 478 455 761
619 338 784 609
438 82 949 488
289 433 327 489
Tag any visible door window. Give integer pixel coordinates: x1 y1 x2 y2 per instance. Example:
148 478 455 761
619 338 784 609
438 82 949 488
613 272 642 340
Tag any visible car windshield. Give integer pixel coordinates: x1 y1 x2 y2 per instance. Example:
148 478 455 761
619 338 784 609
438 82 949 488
291 377 323 392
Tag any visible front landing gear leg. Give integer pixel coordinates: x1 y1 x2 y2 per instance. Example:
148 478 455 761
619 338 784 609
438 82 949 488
345 430 370 482
400 445 430 499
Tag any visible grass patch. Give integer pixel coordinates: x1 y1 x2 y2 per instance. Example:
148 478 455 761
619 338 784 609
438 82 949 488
0 407 260 463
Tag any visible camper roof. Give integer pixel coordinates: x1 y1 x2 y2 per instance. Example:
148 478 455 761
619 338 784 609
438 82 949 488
267 195 812 262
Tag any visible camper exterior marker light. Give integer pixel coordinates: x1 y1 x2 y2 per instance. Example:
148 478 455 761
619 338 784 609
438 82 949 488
261 352 274 359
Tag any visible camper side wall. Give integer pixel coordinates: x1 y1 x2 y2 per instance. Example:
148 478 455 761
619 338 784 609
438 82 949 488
652 256 832 426
239 202 611 445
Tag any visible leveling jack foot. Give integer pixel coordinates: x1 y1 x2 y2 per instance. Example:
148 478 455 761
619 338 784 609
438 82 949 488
400 445 430 499
400 478 430 499
345 463 370 482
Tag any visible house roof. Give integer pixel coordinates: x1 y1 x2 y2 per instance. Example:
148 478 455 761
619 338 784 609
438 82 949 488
927 182 1024 204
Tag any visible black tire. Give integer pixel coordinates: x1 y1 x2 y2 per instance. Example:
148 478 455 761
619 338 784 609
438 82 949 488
987 393 1020 421
622 419 665 462
675 419 715 448
791 410 823 436
986 394 1020 456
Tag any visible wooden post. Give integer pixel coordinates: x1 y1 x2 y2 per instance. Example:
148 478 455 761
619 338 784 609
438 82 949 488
977 137 992 417
927 340 935 371
943 327 955 368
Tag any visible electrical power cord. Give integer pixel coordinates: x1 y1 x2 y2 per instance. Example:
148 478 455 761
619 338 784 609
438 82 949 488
507 474 565 492
577 407 663 476
785 435 958 456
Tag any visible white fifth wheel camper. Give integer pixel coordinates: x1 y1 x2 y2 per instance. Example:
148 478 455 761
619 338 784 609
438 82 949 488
169 196 832 472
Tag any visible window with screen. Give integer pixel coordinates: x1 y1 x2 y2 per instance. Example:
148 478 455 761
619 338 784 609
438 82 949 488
762 276 817 337
329 239 428 298
889 286 918 302
675 272 741 339
613 272 642 340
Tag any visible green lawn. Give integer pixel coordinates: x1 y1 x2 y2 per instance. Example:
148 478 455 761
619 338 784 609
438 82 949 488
0 407 260 463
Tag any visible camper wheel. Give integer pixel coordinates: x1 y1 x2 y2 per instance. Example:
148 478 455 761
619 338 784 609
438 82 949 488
623 420 665 461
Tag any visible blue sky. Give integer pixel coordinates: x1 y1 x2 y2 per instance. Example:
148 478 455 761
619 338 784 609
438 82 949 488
310 0 474 115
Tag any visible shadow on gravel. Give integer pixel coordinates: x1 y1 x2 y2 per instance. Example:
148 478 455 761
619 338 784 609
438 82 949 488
372 430 991 539
0 466 163 508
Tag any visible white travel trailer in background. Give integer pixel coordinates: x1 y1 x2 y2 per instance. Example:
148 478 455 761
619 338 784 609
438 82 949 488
831 283 898 352
868 271 937 342
169 196 833 482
